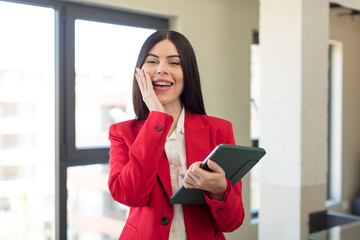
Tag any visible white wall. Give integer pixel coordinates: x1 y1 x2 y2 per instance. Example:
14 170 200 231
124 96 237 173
68 0 260 239
328 8 360 214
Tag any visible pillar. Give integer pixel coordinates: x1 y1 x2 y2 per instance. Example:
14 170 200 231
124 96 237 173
258 0 329 239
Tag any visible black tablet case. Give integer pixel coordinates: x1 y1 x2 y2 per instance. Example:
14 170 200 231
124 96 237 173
169 144 266 204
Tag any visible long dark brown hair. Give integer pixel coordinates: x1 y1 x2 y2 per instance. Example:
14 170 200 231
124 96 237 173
132 30 206 120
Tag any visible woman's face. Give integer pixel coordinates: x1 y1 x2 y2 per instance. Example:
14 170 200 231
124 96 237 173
141 39 184 110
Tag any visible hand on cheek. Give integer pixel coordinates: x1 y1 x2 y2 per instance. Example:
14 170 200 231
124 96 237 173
135 68 165 113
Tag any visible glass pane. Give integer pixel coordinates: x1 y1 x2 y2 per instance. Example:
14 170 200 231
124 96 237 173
67 164 128 240
0 2 55 239
250 44 261 213
75 20 155 149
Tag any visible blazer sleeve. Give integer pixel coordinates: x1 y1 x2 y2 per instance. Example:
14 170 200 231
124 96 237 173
204 121 245 232
108 111 173 207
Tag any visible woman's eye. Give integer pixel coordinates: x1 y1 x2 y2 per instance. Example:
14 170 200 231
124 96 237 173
146 60 157 64
170 61 180 65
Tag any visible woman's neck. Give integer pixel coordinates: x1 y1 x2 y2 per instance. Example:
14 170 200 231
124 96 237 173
164 103 183 136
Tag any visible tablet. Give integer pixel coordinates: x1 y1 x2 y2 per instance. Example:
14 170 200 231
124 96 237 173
169 144 266 204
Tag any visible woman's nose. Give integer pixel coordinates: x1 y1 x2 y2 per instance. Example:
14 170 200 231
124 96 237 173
156 62 168 75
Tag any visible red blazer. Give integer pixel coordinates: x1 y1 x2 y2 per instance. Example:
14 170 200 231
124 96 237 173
108 111 244 240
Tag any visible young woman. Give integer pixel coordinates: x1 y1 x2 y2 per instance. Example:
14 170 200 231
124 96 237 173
108 30 244 240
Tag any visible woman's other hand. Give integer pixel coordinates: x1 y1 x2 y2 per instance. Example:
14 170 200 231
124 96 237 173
135 67 165 113
183 159 227 201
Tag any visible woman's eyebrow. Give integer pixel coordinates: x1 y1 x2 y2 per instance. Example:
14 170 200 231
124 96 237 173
147 53 159 58
167 55 180 58
147 53 180 58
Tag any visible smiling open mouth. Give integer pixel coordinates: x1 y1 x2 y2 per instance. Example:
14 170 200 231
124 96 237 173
153 81 173 87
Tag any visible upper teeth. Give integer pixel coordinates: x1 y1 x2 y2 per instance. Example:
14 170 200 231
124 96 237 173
153 82 172 86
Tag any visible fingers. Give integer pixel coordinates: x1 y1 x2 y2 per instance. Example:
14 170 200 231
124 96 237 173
184 162 213 189
207 159 225 175
144 71 153 93
183 175 197 189
135 68 165 113
135 67 146 93
183 160 227 198
183 162 202 189
135 68 152 93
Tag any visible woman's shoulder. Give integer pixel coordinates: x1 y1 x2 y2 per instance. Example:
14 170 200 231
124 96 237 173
111 118 138 127
196 113 232 126
186 112 232 132
109 118 141 135
187 113 235 143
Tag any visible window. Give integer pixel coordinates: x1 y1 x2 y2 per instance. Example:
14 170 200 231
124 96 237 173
250 30 261 219
326 41 343 205
0 1 56 239
74 20 154 149
0 0 168 239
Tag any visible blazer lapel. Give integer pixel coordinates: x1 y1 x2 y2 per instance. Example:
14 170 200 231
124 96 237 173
157 152 173 199
184 112 210 167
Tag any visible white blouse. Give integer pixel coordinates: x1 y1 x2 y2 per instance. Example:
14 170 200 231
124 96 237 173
164 108 187 240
